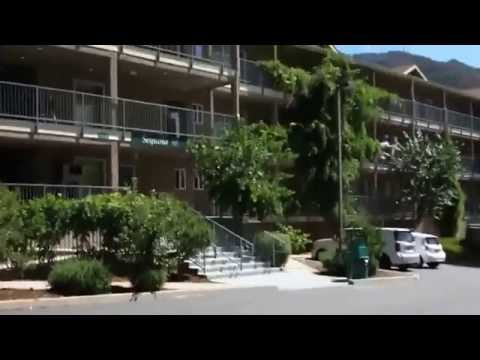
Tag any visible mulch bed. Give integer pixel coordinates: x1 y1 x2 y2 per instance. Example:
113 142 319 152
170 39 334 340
0 289 59 301
292 254 407 278
168 273 210 283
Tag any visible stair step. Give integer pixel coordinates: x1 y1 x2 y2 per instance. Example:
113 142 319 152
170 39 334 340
207 267 282 280
202 261 268 273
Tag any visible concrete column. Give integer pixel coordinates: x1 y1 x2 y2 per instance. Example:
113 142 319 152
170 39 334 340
109 53 119 188
209 89 215 131
273 45 278 61
372 71 378 197
411 79 416 136
470 102 475 195
232 45 240 121
273 102 279 124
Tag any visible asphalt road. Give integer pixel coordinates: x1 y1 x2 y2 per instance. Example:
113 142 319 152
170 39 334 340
2 264 480 315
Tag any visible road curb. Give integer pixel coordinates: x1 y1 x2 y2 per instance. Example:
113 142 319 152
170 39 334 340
0 284 275 312
349 272 419 285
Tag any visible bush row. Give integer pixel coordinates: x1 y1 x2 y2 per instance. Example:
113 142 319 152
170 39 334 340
0 187 212 292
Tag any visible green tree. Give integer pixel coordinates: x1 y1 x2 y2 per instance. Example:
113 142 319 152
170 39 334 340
262 51 393 216
0 186 30 272
188 122 296 229
386 130 464 230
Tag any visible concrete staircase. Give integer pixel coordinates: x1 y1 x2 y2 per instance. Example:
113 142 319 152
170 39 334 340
187 246 281 280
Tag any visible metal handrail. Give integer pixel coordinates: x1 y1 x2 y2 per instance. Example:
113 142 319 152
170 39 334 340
205 216 255 254
0 182 128 190
203 216 255 274
0 80 234 119
0 80 235 139
0 182 128 202
263 230 287 268
381 97 480 133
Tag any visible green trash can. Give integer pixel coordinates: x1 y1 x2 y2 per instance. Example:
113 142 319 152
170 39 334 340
346 236 370 280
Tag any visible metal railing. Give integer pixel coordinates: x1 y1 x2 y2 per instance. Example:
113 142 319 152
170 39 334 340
381 98 480 134
1 182 127 201
461 157 480 175
240 58 274 89
0 80 235 139
350 195 415 221
1 183 127 252
263 231 289 268
132 45 234 68
205 216 255 272
415 102 444 124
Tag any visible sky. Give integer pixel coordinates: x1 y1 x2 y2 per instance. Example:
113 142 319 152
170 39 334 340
336 45 480 68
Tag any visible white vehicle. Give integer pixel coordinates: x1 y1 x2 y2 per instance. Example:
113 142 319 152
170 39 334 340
412 232 446 269
378 228 420 271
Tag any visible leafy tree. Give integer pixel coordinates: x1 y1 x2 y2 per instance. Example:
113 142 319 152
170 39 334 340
0 186 31 273
263 51 394 216
188 122 296 228
386 130 464 228
21 194 70 264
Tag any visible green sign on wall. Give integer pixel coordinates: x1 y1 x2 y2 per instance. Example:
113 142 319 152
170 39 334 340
131 132 187 149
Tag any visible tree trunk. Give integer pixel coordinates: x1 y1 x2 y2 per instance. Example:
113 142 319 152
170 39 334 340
415 215 440 236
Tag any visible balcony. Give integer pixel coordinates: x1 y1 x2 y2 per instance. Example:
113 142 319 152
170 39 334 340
364 156 480 181
350 195 414 221
240 58 274 88
130 45 234 68
0 81 235 144
381 98 480 137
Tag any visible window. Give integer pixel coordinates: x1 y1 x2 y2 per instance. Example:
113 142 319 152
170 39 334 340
193 169 204 191
425 237 439 245
394 231 414 243
175 168 186 190
192 104 203 125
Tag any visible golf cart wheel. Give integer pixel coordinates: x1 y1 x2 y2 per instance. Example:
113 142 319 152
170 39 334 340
428 262 439 269
398 265 408 272
380 254 391 269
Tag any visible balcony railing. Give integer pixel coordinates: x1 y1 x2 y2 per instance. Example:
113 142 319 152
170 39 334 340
1 183 127 201
127 47 278 91
367 156 480 177
381 97 480 134
0 80 235 139
132 45 234 68
240 58 274 89
349 195 414 220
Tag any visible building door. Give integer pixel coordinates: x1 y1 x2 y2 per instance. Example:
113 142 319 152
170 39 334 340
73 80 106 126
119 165 136 187
74 157 106 186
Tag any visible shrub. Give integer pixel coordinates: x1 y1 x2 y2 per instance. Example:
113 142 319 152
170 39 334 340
322 250 347 276
254 231 291 267
22 195 70 263
157 194 211 266
0 186 32 274
69 192 133 254
276 224 310 254
129 268 167 293
48 258 112 296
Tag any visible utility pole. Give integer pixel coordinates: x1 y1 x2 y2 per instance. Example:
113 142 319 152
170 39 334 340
337 89 343 251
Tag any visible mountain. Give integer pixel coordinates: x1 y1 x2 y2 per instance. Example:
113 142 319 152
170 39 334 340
353 51 480 90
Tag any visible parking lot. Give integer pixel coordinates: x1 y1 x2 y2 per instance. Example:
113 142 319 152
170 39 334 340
2 263 479 314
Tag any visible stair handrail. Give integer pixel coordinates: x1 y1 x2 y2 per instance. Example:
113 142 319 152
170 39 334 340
205 216 255 258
